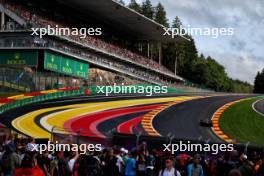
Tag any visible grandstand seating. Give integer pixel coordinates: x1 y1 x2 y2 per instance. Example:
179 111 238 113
0 0 213 93
2 0 176 78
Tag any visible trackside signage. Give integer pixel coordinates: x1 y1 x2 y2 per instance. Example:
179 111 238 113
61 57 74 75
44 51 89 79
0 50 38 66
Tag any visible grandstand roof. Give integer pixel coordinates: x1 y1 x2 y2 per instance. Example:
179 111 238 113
57 0 184 43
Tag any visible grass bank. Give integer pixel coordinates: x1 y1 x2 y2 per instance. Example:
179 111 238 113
219 97 264 146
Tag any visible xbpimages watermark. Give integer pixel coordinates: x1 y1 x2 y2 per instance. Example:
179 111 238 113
96 83 168 96
31 25 102 38
163 25 234 40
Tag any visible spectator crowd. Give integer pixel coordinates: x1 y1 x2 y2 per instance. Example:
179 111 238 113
0 134 263 176
1 0 183 87
1 0 176 78
0 0 211 92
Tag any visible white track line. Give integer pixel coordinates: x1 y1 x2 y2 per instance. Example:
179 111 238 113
252 99 264 117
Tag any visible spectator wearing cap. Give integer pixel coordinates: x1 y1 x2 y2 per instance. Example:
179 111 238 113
121 148 129 164
115 148 125 176
238 154 255 176
159 157 181 176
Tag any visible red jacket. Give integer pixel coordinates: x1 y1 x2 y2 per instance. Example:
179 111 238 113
15 166 45 176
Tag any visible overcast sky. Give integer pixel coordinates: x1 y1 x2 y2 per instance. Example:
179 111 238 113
124 0 264 84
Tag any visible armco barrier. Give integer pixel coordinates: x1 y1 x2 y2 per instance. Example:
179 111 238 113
0 87 88 114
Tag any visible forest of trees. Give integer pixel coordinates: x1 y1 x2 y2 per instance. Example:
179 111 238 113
254 69 264 93
125 0 253 93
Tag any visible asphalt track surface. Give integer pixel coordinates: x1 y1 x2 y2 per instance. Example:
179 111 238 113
254 99 264 116
0 93 258 142
153 95 257 143
0 94 193 139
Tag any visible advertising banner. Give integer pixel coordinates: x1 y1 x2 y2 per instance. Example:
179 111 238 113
0 50 38 66
44 50 89 79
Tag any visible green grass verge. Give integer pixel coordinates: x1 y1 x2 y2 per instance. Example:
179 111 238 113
219 97 264 146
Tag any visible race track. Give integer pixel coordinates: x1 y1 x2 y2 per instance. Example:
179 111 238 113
0 94 258 142
153 95 256 143
253 99 264 116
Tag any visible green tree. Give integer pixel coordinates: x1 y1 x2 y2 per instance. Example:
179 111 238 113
128 0 142 13
254 69 264 93
154 3 169 27
191 56 232 92
126 2 252 93
172 16 182 28
204 57 229 91
165 17 185 75
141 0 154 19
162 36 198 80
230 79 253 93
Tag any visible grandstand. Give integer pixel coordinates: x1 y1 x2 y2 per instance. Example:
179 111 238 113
0 0 206 93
